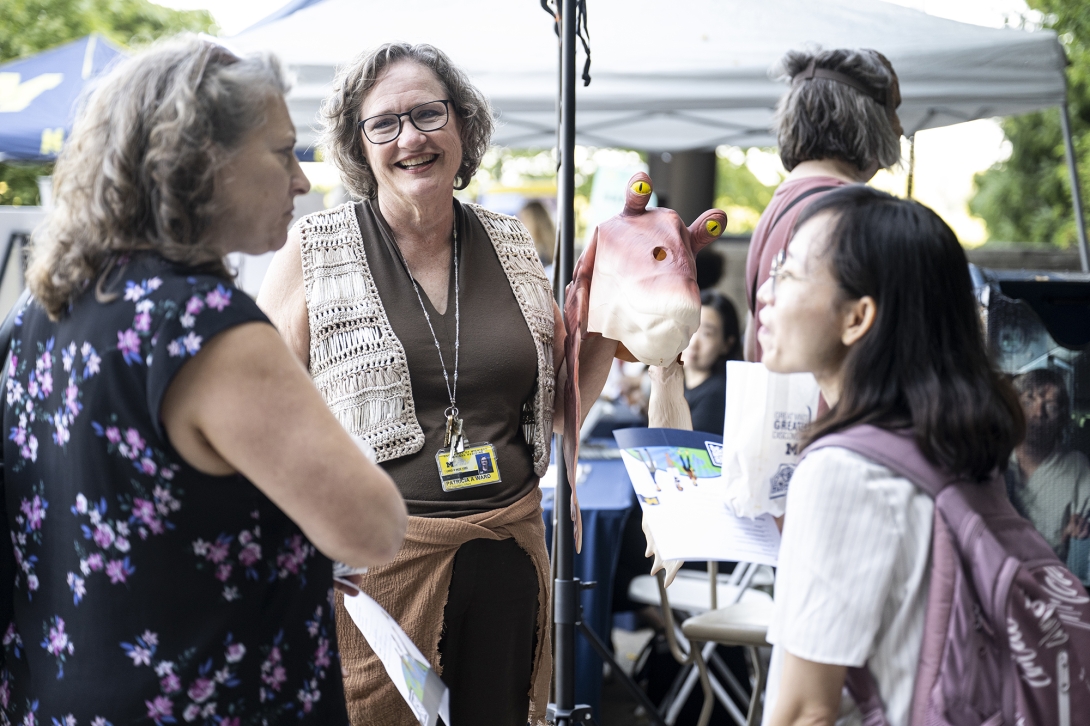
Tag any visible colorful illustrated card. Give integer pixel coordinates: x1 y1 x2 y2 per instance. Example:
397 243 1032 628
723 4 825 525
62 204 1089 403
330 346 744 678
614 428 781 566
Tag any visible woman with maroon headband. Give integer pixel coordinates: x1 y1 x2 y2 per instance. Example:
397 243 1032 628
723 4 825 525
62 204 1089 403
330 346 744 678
744 48 903 363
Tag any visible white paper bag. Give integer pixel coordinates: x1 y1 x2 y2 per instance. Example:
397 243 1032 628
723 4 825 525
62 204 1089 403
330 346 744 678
722 361 821 518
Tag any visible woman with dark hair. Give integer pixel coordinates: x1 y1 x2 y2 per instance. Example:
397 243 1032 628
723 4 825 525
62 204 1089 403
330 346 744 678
755 186 1023 726
744 47 903 362
681 290 742 434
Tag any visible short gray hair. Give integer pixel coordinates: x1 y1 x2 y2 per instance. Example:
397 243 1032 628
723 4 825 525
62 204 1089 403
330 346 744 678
772 48 902 173
27 34 289 319
319 43 494 199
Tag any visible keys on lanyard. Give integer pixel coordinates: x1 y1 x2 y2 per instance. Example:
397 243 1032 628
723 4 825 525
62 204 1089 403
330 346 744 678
443 407 465 462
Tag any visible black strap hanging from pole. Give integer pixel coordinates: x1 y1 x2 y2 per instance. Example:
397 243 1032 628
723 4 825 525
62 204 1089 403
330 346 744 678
541 0 591 85
576 0 591 87
540 0 559 37
542 0 564 295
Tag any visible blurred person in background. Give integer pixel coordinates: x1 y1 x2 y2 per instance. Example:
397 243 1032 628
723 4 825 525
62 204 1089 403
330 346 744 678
3 36 406 723
518 200 556 282
682 290 743 435
1006 368 1090 560
744 48 902 362
695 247 725 291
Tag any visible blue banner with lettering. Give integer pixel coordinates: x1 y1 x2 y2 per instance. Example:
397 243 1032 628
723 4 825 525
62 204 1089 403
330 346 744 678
0 35 125 162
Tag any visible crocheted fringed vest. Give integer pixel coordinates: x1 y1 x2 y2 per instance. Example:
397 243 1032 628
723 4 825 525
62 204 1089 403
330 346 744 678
297 202 555 476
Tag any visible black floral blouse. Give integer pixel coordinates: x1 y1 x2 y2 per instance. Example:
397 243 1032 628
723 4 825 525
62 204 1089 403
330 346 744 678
0 255 348 725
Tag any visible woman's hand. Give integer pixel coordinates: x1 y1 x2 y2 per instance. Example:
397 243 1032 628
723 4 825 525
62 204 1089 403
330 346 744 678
160 321 408 569
1065 513 1090 541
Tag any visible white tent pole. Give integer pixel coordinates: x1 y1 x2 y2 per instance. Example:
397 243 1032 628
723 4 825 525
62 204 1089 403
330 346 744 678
1059 91 1089 272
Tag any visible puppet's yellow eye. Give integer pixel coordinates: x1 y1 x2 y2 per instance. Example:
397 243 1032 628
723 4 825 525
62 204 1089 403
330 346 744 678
705 219 722 236
631 180 651 195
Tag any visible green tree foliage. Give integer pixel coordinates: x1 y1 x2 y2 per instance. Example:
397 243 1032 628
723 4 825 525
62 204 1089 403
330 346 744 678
716 152 778 233
970 0 1090 247
0 0 215 205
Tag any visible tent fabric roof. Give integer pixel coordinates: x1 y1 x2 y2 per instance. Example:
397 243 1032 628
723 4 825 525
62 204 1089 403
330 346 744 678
231 0 1067 153
0 35 125 162
238 0 328 34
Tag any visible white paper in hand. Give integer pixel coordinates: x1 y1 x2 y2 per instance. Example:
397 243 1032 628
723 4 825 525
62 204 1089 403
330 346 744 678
722 361 820 518
341 591 451 726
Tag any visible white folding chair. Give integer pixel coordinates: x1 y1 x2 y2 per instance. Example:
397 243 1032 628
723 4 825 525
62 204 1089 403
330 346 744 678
626 561 772 725
684 599 772 726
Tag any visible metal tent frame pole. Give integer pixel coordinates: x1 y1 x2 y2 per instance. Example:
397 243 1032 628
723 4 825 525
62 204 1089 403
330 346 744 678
1059 70 1090 272
546 6 669 722
1060 97 1090 272
550 0 590 724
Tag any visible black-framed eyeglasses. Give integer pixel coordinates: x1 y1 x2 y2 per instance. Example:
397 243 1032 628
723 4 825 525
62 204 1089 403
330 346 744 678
358 100 454 144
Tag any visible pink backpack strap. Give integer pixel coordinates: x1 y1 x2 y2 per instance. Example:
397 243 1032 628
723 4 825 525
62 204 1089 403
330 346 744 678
804 425 953 726
805 425 955 498
909 512 957 726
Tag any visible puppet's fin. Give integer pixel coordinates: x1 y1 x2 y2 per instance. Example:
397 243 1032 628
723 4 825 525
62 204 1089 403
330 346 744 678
562 230 599 552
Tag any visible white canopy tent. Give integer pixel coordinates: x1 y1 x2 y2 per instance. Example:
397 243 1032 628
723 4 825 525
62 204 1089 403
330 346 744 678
232 0 1067 152
231 0 1087 267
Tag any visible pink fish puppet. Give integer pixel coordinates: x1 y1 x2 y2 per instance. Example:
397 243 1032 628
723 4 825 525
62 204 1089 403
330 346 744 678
563 172 726 551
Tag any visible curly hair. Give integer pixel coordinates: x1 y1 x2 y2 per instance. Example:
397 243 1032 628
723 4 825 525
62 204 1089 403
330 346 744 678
772 48 902 173
26 35 289 319
319 43 494 199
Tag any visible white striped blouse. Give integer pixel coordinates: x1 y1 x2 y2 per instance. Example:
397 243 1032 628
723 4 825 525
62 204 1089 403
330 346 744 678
762 446 934 726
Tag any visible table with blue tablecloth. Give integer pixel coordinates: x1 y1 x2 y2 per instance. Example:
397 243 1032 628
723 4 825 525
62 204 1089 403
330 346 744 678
541 451 637 719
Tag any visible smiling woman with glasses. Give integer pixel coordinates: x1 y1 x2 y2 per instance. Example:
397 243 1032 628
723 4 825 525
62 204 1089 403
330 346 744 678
258 42 616 726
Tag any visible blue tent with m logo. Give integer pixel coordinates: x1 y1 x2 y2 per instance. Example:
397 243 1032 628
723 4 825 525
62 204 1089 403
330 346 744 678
0 35 125 162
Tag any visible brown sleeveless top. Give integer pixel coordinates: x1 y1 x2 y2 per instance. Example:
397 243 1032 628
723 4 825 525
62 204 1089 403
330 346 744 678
355 199 540 517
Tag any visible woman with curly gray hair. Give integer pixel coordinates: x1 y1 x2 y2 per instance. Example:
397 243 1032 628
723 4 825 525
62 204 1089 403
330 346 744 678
259 42 616 726
743 48 903 362
5 35 407 723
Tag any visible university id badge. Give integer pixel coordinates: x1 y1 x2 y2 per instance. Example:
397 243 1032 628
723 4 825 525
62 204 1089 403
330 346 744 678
436 443 502 492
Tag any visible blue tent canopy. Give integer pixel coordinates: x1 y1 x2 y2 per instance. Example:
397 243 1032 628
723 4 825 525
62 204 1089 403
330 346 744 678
0 35 125 162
